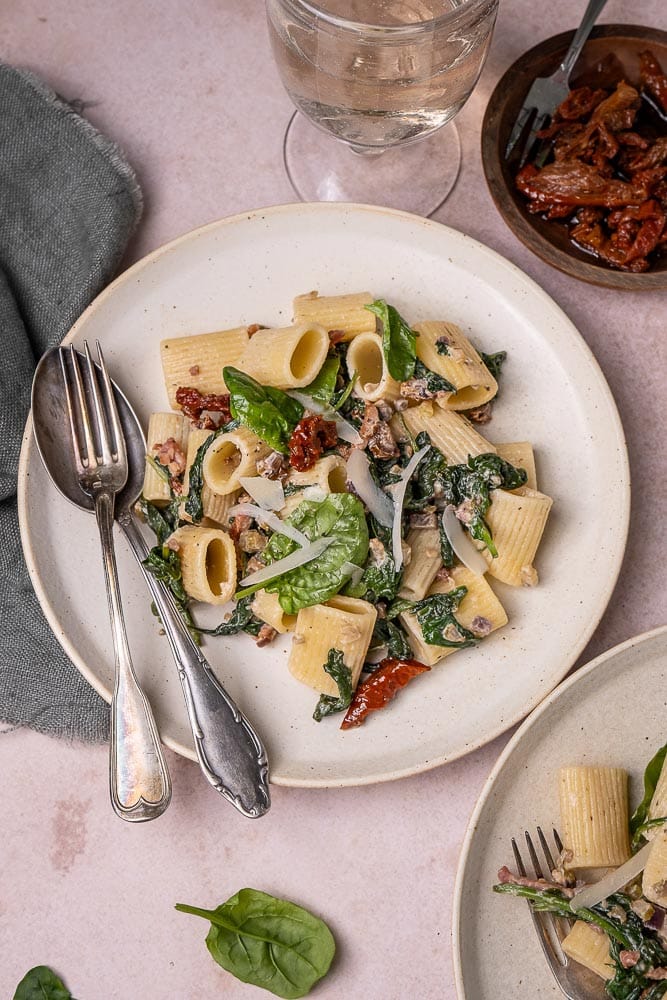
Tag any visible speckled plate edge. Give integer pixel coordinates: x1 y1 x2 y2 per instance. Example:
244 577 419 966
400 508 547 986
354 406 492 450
17 201 631 787
452 624 667 997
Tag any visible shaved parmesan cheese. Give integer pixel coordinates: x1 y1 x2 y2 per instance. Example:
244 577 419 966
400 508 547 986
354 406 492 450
341 561 365 587
346 449 394 528
228 503 308 547
239 537 333 587
442 505 488 576
239 476 285 511
570 842 652 913
288 390 362 445
389 445 430 572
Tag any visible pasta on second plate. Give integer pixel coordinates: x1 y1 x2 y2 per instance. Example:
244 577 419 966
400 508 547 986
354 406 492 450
138 290 553 729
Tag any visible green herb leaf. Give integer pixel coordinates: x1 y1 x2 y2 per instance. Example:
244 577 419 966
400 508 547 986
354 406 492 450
175 888 335 999
313 649 353 721
224 366 304 454
480 349 507 380
137 496 180 546
184 427 219 523
142 544 200 644
331 369 357 410
630 743 667 837
365 300 417 381
369 618 412 661
263 494 369 614
303 357 340 406
13 966 72 1000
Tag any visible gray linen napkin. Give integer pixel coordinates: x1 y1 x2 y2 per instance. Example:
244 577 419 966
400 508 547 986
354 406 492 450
0 63 142 741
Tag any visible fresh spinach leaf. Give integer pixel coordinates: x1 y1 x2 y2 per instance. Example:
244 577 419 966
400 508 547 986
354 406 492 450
313 648 353 721
412 359 456 395
389 586 477 649
365 300 417 381
175 888 335 999
480 349 507 380
303 357 339 406
13 966 71 1000
198 595 263 637
331 369 357 410
224 366 304 454
630 742 667 837
263 493 369 614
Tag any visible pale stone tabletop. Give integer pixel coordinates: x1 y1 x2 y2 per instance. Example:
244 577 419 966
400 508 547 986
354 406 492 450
2 1 666 998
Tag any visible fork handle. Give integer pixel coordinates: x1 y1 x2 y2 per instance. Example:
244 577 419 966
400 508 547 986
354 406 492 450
118 513 270 819
559 0 608 79
95 491 172 822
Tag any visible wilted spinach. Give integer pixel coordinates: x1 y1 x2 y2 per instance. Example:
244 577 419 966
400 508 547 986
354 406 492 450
198 595 263 638
412 359 455 394
142 543 200 643
313 649 353 721
369 617 412 661
183 426 220 523
263 493 369 613
13 966 72 1000
389 586 476 649
175 888 335 999
630 742 667 845
480 349 507 381
365 299 417 381
224 366 304 454
303 356 340 406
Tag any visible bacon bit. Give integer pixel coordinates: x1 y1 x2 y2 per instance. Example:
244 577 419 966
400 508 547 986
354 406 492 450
328 329 346 346
188 364 200 376
358 403 399 460
471 616 492 637
619 950 640 969
255 623 277 647
153 436 187 477
288 414 338 471
497 866 576 898
466 402 493 424
247 323 263 337
165 536 180 552
228 513 253 541
256 451 289 480
647 967 667 981
175 386 232 427
341 657 430 729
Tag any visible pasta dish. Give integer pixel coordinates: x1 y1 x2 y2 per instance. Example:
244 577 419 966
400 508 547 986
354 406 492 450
137 290 553 728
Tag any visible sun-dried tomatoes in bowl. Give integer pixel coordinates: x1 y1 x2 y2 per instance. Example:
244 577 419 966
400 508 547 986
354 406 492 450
482 25 667 290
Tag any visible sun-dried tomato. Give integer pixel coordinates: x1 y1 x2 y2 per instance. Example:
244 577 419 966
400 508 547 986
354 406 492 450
340 657 431 729
175 386 232 426
288 415 338 471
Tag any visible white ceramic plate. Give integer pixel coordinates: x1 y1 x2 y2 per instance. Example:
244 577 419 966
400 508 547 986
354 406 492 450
18 203 629 787
453 625 667 999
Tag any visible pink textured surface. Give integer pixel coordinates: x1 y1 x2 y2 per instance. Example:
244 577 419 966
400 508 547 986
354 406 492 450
3 1 666 997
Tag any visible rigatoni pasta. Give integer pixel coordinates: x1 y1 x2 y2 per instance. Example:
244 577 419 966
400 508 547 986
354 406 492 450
559 766 631 868
236 323 329 389
292 290 376 340
289 596 377 695
414 320 497 411
160 327 249 408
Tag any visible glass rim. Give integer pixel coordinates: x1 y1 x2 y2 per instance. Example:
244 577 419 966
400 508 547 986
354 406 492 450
272 0 498 34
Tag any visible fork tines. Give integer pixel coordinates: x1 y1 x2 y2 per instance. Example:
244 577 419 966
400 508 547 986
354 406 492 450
59 342 126 479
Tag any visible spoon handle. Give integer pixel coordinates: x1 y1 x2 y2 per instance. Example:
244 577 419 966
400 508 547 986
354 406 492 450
118 512 271 819
94 491 172 821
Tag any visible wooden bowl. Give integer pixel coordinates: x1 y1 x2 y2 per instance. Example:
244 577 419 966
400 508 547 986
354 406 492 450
482 25 667 290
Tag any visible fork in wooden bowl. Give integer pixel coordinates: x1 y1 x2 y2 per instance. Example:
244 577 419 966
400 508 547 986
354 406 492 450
60 342 171 822
504 0 608 166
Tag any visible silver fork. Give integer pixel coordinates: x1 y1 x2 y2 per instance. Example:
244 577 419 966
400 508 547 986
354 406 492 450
60 342 172 822
512 828 606 1000
505 0 608 166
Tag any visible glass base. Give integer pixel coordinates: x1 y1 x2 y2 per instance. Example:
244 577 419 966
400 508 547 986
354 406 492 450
283 111 461 217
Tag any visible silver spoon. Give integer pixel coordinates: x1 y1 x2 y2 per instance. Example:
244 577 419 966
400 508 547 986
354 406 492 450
31 347 271 819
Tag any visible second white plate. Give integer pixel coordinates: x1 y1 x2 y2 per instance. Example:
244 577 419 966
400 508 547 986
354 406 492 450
18 203 629 786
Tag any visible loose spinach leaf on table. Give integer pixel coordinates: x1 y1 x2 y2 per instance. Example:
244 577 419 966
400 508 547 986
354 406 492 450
365 299 417 381
175 888 335 999
262 493 369 614
313 648 353 721
224 366 304 454
14 966 72 1000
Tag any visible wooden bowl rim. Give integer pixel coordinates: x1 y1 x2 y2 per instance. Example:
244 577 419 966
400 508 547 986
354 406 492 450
482 23 667 291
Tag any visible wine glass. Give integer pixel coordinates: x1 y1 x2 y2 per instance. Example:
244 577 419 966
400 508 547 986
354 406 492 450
266 0 499 216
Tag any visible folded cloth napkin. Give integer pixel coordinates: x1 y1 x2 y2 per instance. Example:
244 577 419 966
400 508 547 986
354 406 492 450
0 63 142 741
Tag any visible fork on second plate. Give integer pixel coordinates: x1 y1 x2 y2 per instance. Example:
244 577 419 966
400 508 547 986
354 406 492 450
512 828 607 1000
